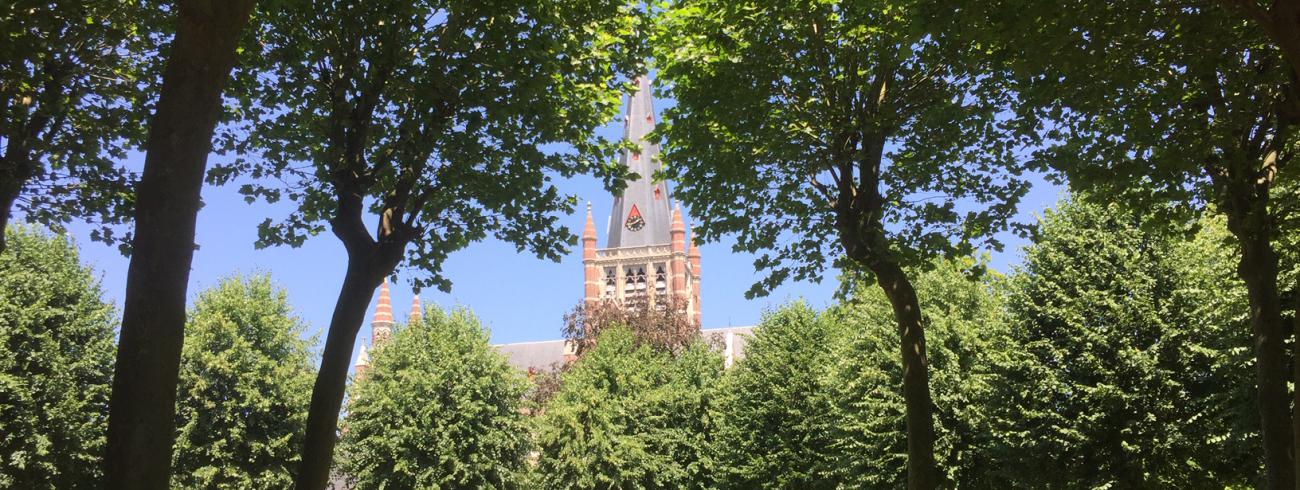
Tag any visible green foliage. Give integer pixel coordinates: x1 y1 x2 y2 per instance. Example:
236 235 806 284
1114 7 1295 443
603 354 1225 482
986 199 1260 488
536 327 722 489
991 0 1296 218
0 0 156 249
169 275 316 489
215 0 651 291
710 303 839 489
653 0 1027 296
0 226 116 488
341 307 531 489
824 259 1009 487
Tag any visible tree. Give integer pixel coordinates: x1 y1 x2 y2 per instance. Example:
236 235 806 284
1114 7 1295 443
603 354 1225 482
339 307 530 489
0 0 149 253
654 2 1027 486
823 259 1009 488
170 275 315 489
536 327 722 489
216 0 647 484
710 303 839 489
563 296 698 357
104 1 259 488
1219 0 1300 85
0 226 116 489
989 2 1300 485
985 199 1263 488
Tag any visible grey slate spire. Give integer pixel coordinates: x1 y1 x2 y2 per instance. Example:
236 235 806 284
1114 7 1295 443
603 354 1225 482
606 75 673 248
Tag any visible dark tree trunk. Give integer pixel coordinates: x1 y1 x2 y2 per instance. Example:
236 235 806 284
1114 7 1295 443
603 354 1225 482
0 155 33 251
866 257 939 490
1225 196 1295 490
294 259 385 490
1294 283 1300 490
296 221 408 489
102 1 256 488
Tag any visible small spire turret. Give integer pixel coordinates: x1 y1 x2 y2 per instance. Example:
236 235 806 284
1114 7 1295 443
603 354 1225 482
372 278 394 344
409 295 422 323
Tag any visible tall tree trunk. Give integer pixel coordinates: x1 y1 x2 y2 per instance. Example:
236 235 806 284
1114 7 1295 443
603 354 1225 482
1226 198 1295 490
1294 282 1300 490
295 254 393 489
0 155 33 252
103 1 256 488
867 257 939 490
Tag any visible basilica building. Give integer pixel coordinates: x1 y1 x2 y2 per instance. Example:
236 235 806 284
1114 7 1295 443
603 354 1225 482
354 77 751 377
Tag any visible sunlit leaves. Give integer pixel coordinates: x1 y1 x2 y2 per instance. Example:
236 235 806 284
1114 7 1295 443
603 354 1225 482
653 0 1029 296
170 275 316 489
535 327 722 490
0 227 116 489
985 199 1262 487
216 0 650 291
340 307 531 488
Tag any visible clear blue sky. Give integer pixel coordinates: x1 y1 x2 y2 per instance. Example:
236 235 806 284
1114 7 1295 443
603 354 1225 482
56 92 1062 369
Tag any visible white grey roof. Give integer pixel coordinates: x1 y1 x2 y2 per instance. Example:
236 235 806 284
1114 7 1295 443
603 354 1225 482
492 326 757 372
606 76 674 248
493 339 568 372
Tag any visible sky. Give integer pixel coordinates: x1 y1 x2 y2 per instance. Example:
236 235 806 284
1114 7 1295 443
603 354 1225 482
56 90 1063 370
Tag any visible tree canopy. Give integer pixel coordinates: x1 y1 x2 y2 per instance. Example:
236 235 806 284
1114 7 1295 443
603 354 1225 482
824 259 1009 487
219 0 651 292
340 307 531 489
0 226 116 489
710 303 839 489
215 1 653 482
989 1 1300 483
652 2 1028 485
0 0 154 252
653 0 1027 296
536 327 722 489
170 275 316 489
987 199 1263 487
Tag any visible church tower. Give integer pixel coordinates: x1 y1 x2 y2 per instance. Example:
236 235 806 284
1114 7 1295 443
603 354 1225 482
583 75 701 326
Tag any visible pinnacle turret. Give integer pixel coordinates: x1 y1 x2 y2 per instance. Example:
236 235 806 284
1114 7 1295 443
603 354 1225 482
409 295 422 323
372 278 394 344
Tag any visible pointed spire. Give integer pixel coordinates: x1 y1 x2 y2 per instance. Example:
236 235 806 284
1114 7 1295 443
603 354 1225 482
356 344 370 371
670 204 685 234
606 75 673 248
373 278 394 324
372 278 394 344
409 295 422 323
583 202 597 242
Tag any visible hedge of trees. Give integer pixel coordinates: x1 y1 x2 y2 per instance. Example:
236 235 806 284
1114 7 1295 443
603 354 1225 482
0 193 1284 488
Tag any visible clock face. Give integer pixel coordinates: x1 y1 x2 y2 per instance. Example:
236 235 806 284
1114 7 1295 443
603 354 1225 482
625 205 645 231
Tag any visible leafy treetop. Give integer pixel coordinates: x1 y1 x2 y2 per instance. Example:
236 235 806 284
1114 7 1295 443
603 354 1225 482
653 0 1029 296
215 0 649 291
